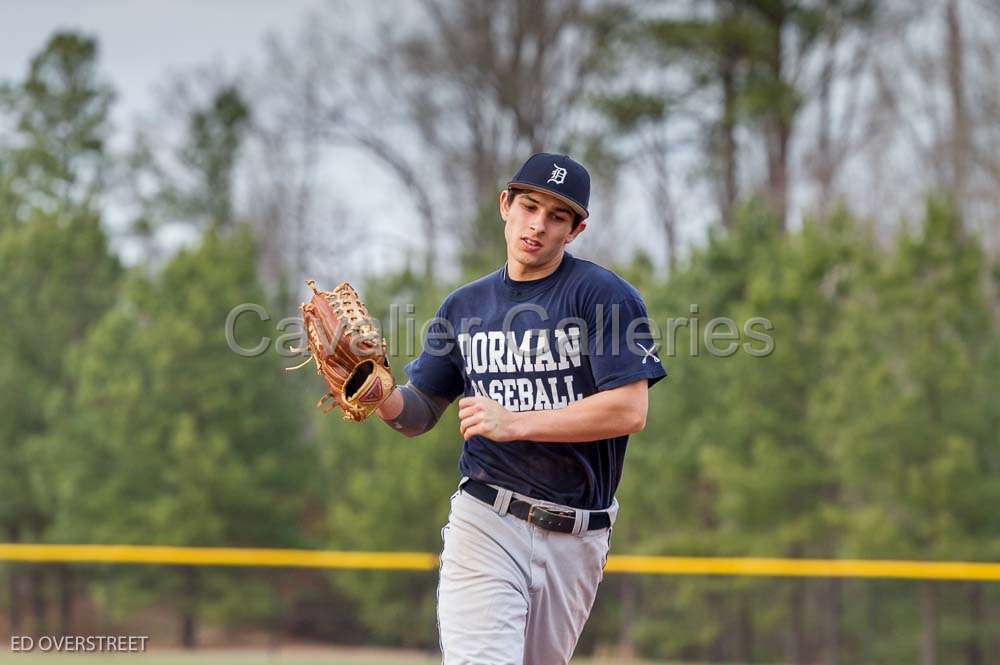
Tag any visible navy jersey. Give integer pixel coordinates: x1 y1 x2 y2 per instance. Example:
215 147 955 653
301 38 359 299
405 252 666 510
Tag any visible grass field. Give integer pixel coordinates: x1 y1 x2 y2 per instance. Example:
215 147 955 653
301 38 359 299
0 650 438 665
0 651 435 665
0 649 668 665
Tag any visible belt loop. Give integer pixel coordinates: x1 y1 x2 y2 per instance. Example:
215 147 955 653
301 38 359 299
492 487 513 517
571 509 589 536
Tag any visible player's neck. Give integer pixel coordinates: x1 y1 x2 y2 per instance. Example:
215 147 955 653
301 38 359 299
506 251 565 282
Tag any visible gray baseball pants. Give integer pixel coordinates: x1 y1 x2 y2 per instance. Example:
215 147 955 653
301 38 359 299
437 479 618 665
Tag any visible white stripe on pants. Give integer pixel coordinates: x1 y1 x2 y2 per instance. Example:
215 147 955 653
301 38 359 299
437 483 617 665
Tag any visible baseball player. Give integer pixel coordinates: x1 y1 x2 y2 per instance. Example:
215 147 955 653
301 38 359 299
376 153 666 664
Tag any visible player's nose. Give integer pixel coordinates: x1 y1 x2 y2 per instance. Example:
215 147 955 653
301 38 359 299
528 211 547 234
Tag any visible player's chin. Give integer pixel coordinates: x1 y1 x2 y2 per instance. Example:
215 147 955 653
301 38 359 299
512 246 553 266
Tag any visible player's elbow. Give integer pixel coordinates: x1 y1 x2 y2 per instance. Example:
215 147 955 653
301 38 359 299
386 418 438 438
401 422 437 438
625 394 649 434
606 380 650 435
381 383 448 438
618 403 647 435
626 410 647 434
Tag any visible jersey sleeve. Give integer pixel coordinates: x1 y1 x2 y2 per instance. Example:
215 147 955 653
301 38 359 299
403 302 466 402
587 296 667 391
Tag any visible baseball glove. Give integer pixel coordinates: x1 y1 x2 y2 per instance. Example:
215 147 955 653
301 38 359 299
286 279 395 421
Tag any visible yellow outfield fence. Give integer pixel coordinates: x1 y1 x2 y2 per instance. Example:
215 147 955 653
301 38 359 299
2 544 1000 581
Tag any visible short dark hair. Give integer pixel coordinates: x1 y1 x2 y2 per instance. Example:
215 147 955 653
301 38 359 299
507 187 584 231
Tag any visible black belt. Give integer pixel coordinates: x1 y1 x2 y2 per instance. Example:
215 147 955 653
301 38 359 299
461 479 611 534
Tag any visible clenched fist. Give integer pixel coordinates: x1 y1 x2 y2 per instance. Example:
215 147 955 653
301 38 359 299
457 396 520 442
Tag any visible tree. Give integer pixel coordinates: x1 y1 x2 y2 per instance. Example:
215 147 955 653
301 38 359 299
2 32 114 220
29 229 312 646
617 1 757 230
811 197 999 665
0 211 121 633
127 83 251 245
603 204 787 661
307 272 459 647
174 85 251 230
0 29 121 636
260 0 626 280
595 89 680 270
609 1 877 231
704 204 877 664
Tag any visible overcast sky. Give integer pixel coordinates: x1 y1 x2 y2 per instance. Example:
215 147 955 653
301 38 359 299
1 0 320 124
0 1 404 274
0 1 700 276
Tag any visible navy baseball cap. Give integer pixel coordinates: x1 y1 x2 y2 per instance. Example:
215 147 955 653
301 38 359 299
507 153 590 219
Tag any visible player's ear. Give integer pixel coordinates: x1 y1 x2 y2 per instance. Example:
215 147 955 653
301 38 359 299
499 189 511 222
565 220 587 245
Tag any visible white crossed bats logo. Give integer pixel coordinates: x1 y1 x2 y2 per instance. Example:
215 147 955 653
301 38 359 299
637 342 660 365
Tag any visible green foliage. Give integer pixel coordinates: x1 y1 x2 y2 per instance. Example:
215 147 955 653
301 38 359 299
596 1 879 227
603 197 999 662
0 211 121 537
36 228 308 548
22 228 314 628
311 275 458 648
2 32 114 219
595 92 669 133
129 84 251 235
175 86 251 229
812 197 1000 562
2 20 999 663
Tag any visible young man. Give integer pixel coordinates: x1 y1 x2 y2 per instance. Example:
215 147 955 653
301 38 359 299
377 153 666 664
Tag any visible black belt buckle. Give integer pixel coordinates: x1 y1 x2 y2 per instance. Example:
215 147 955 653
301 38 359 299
527 504 577 533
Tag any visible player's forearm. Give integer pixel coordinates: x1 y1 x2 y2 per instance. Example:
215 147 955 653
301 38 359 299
376 387 405 420
378 383 449 437
510 382 648 443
